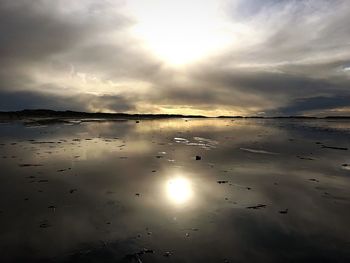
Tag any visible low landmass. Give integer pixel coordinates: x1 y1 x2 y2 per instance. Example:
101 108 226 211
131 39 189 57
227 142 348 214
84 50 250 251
0 109 206 121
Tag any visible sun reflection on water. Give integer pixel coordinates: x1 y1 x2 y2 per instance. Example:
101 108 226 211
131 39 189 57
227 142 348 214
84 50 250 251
166 177 193 204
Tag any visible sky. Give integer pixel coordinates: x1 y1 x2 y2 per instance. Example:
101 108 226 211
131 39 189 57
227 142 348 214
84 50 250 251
0 0 350 116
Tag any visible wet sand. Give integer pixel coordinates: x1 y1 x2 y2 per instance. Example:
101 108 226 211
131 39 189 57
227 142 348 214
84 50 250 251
0 118 349 262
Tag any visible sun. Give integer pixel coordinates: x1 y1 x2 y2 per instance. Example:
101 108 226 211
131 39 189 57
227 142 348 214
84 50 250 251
126 0 234 66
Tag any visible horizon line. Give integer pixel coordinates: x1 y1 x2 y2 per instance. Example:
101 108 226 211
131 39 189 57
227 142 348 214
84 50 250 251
1 109 350 119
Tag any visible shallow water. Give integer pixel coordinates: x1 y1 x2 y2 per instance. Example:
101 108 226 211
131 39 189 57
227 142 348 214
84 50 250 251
0 118 349 262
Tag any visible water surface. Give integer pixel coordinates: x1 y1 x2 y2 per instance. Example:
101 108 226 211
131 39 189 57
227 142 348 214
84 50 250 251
0 118 349 262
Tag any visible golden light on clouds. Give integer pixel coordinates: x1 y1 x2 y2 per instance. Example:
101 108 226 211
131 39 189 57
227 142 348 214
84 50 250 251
127 0 236 66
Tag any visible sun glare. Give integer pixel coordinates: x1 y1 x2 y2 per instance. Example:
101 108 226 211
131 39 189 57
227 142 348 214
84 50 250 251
166 177 193 204
127 0 234 66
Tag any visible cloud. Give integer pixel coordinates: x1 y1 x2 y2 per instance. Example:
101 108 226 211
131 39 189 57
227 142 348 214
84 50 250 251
0 1 130 64
275 96 350 116
0 0 350 115
0 90 135 113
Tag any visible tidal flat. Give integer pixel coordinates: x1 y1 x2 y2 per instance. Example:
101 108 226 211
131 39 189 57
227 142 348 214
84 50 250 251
0 118 349 262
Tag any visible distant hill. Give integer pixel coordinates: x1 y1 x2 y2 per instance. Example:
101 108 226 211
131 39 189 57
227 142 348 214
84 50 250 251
0 109 207 120
219 115 350 119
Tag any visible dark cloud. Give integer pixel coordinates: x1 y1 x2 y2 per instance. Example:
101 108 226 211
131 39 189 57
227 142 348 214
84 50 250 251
275 96 350 116
149 63 349 114
0 1 130 64
0 90 135 112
